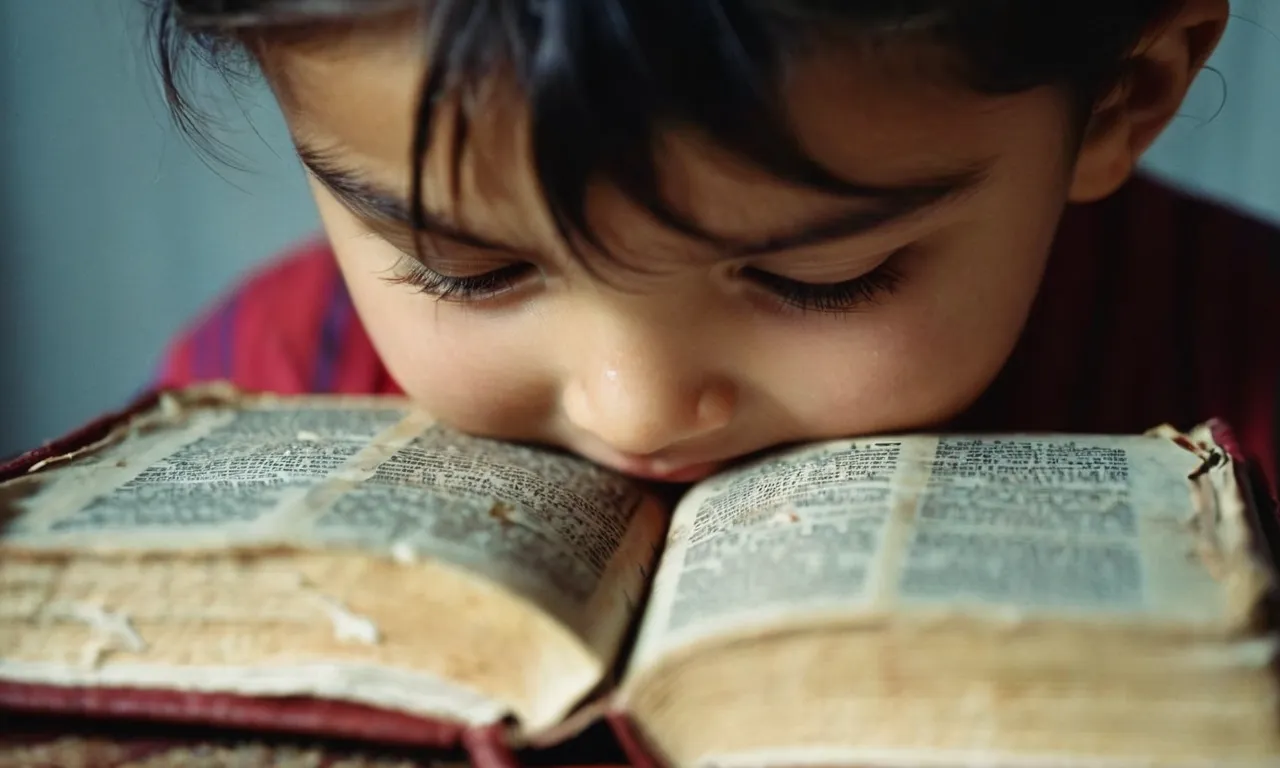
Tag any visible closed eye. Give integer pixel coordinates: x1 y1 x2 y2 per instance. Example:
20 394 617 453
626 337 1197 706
386 259 538 302
741 254 906 314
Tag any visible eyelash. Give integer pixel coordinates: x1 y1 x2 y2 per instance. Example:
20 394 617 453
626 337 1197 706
740 260 905 314
387 250 907 312
388 259 536 302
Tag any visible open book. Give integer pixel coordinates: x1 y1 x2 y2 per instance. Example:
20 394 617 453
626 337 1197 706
1 384 1278 767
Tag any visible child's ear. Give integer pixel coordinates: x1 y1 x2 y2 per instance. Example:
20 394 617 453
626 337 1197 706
1068 0 1229 203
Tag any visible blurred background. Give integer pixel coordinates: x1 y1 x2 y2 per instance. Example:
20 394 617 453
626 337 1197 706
1 0 1278 457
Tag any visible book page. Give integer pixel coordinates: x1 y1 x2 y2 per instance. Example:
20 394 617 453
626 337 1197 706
1 388 667 656
627 431 1260 671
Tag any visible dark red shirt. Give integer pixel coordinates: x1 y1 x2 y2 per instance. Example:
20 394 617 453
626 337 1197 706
154 174 1280 491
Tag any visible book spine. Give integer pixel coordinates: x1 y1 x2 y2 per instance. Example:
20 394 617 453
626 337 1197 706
605 711 666 768
462 723 523 768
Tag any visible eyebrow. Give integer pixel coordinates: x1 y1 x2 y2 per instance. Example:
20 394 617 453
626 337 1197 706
297 144 517 251
296 141 989 257
730 167 987 256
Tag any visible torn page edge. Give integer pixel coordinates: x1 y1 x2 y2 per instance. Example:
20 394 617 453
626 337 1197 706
24 384 242 475
1182 423 1276 632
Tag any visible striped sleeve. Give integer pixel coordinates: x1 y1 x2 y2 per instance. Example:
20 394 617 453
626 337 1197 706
150 241 380 395
151 290 246 390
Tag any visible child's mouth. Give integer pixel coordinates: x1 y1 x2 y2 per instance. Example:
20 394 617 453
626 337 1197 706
605 455 724 483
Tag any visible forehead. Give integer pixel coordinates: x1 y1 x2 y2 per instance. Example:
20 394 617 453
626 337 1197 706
257 18 1072 240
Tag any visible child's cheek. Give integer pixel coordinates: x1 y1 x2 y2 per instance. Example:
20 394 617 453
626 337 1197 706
321 269 545 441
761 321 986 436
366 299 558 439
752 269 1038 438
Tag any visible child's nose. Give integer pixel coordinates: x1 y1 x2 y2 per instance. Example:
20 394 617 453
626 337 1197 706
561 353 736 458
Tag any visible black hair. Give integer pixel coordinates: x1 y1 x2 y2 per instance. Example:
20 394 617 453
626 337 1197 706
152 0 1183 255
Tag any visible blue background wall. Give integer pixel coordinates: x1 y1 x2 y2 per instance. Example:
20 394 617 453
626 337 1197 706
1 0 1277 455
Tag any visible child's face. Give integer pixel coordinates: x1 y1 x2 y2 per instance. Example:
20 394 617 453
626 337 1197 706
267 31 1084 481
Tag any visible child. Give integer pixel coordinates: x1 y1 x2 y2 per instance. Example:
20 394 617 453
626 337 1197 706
151 0 1278 491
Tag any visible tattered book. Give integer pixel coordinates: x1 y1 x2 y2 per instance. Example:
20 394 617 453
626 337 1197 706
1 384 1278 767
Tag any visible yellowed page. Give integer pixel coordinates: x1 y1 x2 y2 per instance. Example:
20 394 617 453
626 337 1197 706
1 387 667 723
627 430 1265 673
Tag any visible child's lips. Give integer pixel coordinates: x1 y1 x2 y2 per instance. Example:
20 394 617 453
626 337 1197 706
604 454 724 483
